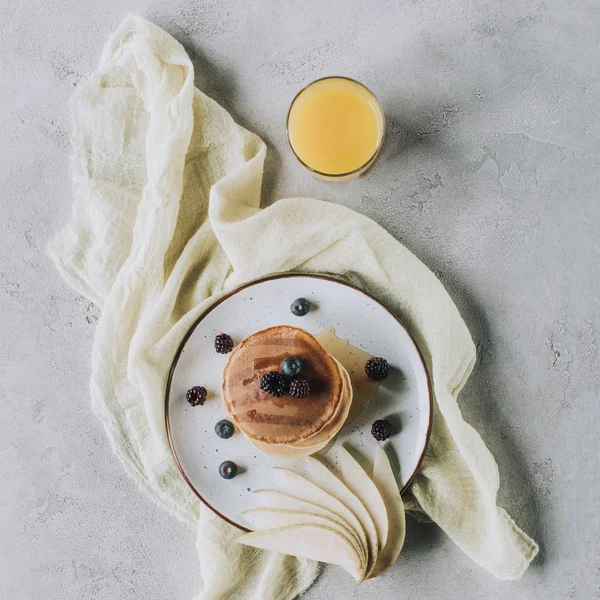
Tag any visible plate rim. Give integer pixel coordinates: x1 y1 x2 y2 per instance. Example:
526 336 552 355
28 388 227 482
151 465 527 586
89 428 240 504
165 273 433 532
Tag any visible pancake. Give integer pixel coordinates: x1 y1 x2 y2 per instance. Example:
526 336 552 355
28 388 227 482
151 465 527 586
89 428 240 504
222 326 345 445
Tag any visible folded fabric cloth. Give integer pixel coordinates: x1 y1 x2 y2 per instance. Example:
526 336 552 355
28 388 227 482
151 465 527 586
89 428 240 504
49 15 538 599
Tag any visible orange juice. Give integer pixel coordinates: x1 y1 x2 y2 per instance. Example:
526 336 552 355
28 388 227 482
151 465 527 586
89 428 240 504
287 77 384 180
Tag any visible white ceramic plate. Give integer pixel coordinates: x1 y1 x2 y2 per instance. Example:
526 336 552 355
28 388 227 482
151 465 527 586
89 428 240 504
166 274 432 530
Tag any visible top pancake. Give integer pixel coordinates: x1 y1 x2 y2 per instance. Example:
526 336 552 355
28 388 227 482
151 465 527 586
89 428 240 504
222 326 344 444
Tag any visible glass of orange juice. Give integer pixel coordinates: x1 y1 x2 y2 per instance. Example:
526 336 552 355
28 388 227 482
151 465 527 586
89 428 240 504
287 76 385 181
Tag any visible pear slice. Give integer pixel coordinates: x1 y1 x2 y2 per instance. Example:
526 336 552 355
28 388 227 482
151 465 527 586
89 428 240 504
367 445 406 579
252 489 367 566
242 507 366 573
273 467 369 568
334 447 389 555
238 523 365 582
304 456 379 574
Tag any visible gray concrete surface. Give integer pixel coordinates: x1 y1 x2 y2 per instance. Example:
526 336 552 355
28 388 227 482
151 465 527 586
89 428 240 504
1 0 599 598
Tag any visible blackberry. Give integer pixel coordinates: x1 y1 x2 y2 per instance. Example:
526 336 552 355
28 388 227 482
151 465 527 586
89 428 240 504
281 356 302 378
215 419 235 439
219 460 238 479
186 386 207 406
365 357 390 381
371 419 393 441
260 371 287 397
215 333 234 354
289 377 310 399
290 298 310 317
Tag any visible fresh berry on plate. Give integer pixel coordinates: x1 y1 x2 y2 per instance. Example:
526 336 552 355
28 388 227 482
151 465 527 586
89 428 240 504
259 371 287 397
290 297 310 317
281 356 302 378
219 460 238 479
371 419 393 441
215 419 235 439
289 377 310 399
215 333 234 354
186 386 207 406
365 357 390 381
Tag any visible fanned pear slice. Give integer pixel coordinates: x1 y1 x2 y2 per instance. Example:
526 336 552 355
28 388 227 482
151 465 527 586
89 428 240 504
304 456 379 573
273 468 369 567
238 523 365 582
367 444 406 579
334 447 389 555
242 507 366 574
252 489 367 566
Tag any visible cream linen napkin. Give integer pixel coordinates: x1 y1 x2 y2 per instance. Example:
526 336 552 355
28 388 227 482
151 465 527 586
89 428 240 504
49 15 538 598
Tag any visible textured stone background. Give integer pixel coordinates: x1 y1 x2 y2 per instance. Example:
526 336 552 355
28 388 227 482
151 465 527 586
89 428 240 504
1 1 599 598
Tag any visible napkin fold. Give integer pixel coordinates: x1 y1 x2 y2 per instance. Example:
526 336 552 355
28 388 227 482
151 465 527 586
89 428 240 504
49 15 538 598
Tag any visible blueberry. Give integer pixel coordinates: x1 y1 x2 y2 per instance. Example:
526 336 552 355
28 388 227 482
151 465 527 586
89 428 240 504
215 419 235 439
219 460 238 479
290 297 310 317
281 356 302 378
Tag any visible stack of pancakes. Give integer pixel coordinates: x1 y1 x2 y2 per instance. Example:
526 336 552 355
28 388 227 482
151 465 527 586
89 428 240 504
222 326 353 457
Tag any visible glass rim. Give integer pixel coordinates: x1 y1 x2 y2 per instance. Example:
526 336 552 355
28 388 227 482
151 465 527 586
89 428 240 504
286 75 386 179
